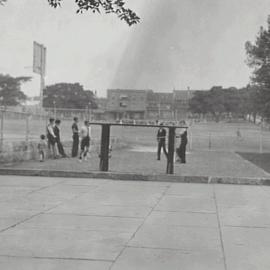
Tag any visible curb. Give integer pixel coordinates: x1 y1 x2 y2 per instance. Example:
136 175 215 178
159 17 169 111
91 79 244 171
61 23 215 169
0 168 269 186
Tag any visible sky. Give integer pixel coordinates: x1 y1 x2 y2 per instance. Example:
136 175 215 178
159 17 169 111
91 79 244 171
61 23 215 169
0 0 270 97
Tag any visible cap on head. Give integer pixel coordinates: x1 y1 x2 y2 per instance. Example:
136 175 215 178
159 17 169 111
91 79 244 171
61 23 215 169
49 118 54 123
84 120 89 125
74 117 78 122
55 119 61 124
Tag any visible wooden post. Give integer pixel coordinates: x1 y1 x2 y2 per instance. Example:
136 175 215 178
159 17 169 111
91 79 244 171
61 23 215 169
166 127 175 174
99 124 111 171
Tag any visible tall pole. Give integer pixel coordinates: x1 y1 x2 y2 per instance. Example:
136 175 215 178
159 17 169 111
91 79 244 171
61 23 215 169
40 74 45 109
0 109 4 151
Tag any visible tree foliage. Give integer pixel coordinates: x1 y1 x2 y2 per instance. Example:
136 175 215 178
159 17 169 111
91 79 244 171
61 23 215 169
0 0 140 26
43 82 98 109
189 86 259 122
246 16 270 118
0 74 30 107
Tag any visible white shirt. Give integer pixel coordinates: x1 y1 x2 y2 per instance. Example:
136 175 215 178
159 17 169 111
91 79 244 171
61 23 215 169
80 125 91 138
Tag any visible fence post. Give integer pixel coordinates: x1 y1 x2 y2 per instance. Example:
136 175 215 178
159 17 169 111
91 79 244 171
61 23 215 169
189 129 193 151
260 125 263 154
26 114 30 145
0 109 4 151
208 133 211 150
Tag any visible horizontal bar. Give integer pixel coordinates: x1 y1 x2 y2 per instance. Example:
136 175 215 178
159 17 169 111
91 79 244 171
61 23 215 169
89 122 188 129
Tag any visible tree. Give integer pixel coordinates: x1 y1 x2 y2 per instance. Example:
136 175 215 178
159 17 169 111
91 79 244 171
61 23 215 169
246 16 270 118
0 0 140 26
0 74 30 107
238 85 262 122
189 87 245 122
43 82 97 109
189 91 209 116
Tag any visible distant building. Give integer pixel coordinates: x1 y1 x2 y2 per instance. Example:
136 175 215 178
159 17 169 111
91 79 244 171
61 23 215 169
146 91 174 119
106 89 148 120
104 88 199 120
172 90 196 120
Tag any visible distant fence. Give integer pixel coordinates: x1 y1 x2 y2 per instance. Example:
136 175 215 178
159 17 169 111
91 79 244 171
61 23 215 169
1 108 270 154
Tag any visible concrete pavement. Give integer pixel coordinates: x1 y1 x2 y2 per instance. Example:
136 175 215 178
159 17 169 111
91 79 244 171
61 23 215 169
0 175 270 269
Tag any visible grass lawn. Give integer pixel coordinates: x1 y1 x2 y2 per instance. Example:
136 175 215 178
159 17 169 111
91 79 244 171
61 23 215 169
237 152 270 173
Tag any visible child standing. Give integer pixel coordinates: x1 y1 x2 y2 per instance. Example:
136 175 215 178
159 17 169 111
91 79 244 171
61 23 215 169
38 134 47 162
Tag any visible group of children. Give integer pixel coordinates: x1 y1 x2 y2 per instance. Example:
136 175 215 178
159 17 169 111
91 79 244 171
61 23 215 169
37 117 92 162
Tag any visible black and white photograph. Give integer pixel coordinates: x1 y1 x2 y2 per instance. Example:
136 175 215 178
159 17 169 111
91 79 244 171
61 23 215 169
1 0 270 269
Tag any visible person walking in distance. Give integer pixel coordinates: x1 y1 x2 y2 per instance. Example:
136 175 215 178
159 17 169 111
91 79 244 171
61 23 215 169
46 118 57 158
54 119 67 158
176 130 188 163
79 120 91 162
157 123 168 160
71 117 79 157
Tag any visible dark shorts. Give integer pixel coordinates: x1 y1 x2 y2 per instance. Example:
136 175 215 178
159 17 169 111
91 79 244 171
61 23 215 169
47 135 55 146
81 136 90 150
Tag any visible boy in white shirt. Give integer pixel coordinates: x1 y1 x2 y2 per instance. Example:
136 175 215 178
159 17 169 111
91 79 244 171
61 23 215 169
79 120 91 161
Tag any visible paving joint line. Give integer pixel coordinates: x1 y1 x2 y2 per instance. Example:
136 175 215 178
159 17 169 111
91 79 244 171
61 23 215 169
0 254 114 263
45 212 144 219
108 184 172 270
213 184 228 270
26 179 67 195
125 245 191 252
0 186 91 234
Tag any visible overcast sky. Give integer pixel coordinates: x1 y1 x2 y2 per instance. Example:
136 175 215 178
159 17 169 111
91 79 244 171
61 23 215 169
0 0 269 97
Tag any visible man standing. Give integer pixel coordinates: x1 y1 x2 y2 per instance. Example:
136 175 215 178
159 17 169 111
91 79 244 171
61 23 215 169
71 117 79 157
79 120 91 162
176 130 188 163
46 118 57 158
54 119 67 158
156 123 168 160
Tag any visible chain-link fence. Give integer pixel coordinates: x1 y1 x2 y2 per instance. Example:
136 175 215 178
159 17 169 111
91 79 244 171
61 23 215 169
1 108 270 154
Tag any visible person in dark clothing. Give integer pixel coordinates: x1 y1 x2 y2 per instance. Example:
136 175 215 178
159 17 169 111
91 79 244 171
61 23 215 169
71 117 79 157
46 118 57 158
156 123 168 160
54 119 67 158
176 130 188 163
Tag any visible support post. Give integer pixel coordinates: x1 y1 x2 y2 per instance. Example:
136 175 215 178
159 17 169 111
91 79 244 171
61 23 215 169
99 124 111 171
166 127 175 174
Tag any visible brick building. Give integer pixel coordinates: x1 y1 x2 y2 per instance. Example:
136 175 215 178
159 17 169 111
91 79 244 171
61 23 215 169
106 89 148 120
103 89 197 120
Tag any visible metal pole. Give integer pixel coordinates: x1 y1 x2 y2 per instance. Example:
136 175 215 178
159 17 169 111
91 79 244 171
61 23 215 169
260 124 263 154
26 114 30 144
189 129 193 151
0 109 4 151
53 101 56 119
40 74 45 109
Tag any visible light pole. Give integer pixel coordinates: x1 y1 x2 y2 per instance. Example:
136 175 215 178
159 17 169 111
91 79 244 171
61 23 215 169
88 102 91 121
53 100 56 119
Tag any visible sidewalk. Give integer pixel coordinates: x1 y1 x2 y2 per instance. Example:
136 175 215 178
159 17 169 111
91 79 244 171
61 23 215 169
0 175 270 269
2 148 269 179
